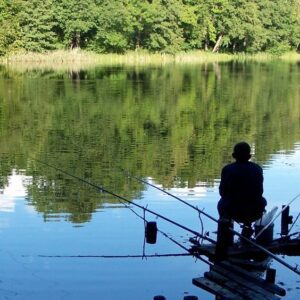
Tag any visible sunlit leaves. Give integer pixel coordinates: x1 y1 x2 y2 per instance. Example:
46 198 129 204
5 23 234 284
0 0 299 54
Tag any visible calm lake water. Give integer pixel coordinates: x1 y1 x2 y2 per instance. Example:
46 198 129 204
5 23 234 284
0 61 300 299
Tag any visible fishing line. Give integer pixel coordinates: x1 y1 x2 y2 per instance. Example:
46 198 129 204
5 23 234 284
122 169 219 223
105 166 300 273
285 231 300 238
158 229 213 267
33 158 216 245
33 159 205 260
229 226 300 276
33 159 300 275
122 170 277 248
125 172 300 275
255 193 300 239
37 253 192 259
288 211 300 235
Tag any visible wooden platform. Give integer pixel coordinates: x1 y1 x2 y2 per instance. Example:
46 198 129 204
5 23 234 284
189 236 300 262
190 208 298 298
193 261 286 300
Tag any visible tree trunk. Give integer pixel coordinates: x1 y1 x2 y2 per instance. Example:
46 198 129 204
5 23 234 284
135 30 140 50
135 17 142 51
70 32 80 50
212 34 223 53
204 41 208 51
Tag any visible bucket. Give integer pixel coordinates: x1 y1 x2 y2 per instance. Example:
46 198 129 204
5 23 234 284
255 224 274 245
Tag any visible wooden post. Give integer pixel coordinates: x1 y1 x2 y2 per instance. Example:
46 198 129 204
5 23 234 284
266 268 276 284
281 205 293 237
215 218 233 262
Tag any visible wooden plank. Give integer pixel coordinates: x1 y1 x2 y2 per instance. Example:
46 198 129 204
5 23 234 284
205 270 280 300
227 257 270 271
218 261 286 296
227 239 300 257
269 239 300 256
192 277 243 300
190 237 300 259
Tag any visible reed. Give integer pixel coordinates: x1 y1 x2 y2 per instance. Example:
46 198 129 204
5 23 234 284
1 50 299 71
3 49 233 64
280 51 300 61
3 50 97 63
233 52 300 62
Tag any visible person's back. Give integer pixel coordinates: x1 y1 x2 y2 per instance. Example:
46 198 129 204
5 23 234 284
218 142 267 224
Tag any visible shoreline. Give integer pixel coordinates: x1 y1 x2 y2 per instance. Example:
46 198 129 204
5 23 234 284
1 50 299 71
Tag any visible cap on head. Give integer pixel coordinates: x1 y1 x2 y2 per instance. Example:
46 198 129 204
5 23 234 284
232 142 251 162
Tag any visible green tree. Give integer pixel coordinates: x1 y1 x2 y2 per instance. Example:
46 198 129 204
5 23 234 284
93 0 186 53
1 0 300 55
91 0 135 53
54 0 98 49
256 0 300 54
181 0 216 51
18 0 58 52
0 0 23 55
145 0 185 53
223 0 262 53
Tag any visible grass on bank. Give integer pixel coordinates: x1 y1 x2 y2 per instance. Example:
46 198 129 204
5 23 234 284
1 50 299 71
1 49 233 64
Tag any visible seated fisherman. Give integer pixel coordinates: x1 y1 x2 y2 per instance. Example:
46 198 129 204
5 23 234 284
218 142 267 230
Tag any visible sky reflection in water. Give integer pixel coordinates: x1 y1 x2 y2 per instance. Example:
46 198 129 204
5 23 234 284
0 146 300 299
1 62 300 299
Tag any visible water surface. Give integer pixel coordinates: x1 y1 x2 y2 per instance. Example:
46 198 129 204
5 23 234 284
0 61 299 299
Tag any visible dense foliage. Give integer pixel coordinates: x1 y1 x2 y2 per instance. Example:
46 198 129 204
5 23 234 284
0 0 300 55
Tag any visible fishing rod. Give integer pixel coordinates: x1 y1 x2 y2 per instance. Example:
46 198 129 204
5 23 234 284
123 169 300 276
229 227 300 275
122 170 251 239
33 159 216 245
33 160 300 275
38 253 192 259
288 212 300 235
255 193 300 239
38 230 213 267
121 169 218 223
38 244 212 267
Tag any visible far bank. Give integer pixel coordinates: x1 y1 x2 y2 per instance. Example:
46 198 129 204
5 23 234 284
1 50 300 70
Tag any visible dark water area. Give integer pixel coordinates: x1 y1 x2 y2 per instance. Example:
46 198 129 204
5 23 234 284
0 61 299 299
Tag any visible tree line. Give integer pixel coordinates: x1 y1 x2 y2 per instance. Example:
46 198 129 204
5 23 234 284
0 0 300 56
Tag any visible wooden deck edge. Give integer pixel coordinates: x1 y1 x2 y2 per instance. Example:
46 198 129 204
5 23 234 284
192 277 243 300
218 261 286 296
205 270 281 300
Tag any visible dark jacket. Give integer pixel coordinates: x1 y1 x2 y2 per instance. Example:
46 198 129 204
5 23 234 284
218 161 266 223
